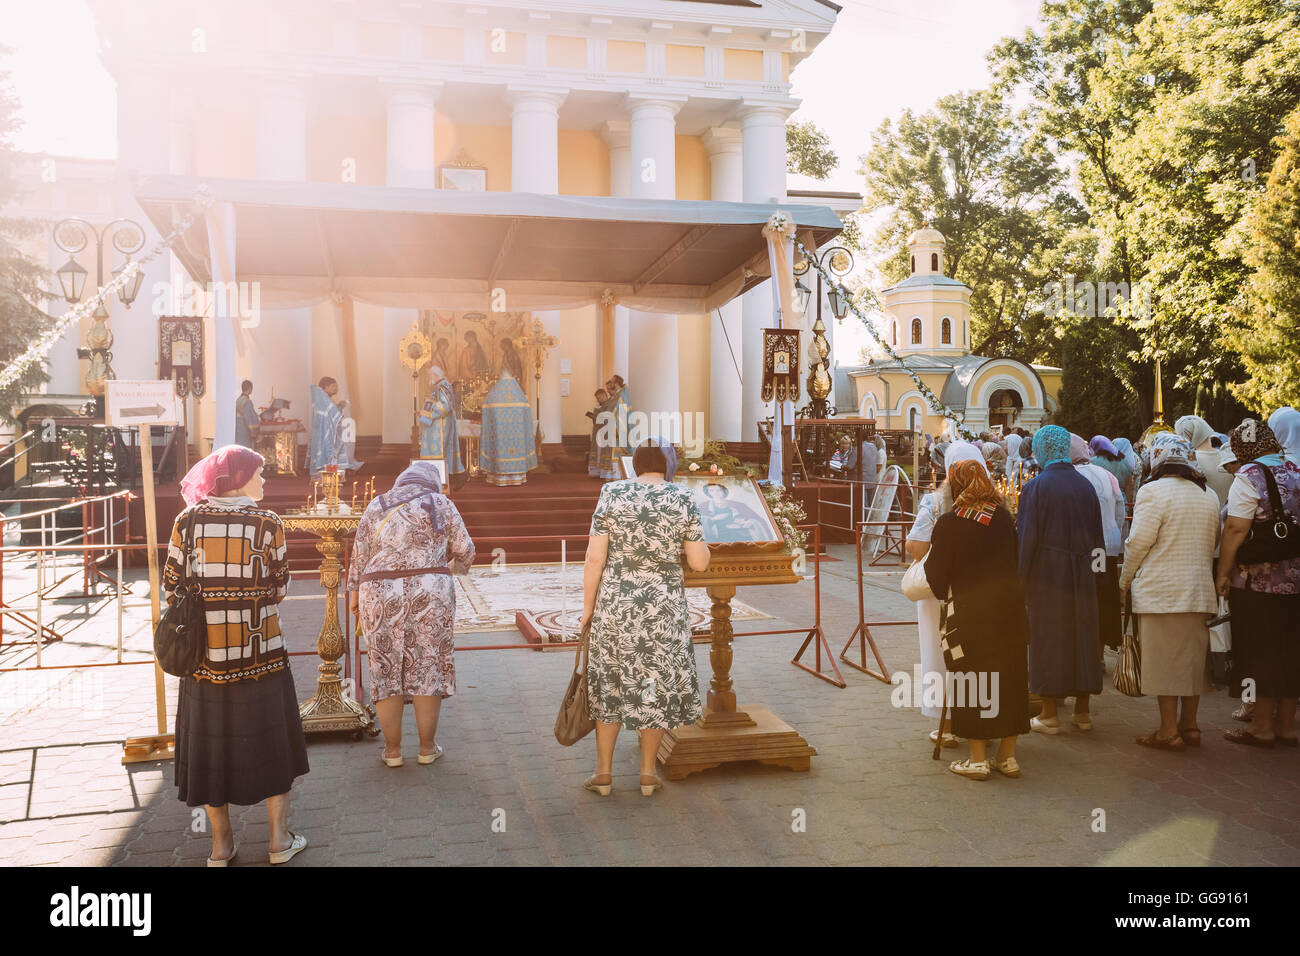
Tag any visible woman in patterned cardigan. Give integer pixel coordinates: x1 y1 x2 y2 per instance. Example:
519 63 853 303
166 445 309 866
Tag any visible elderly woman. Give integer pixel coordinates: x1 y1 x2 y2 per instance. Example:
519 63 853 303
166 446 309 866
1176 414 1233 506
1216 419 1300 748
347 461 476 767
907 441 987 748
1118 433 1221 749
578 441 710 797
1017 425 1105 733
923 459 1031 779
1270 407 1300 463
1090 436 1133 503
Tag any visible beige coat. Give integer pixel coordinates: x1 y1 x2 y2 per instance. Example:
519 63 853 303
1119 477 1221 614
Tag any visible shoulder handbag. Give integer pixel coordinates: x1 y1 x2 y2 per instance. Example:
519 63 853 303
901 549 934 602
1113 591 1143 697
554 622 596 746
153 509 207 678
1237 462 1300 565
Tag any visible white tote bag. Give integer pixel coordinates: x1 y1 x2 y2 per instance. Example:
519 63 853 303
901 550 934 602
1209 596 1231 653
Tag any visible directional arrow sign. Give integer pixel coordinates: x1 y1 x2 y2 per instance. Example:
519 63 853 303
106 381 180 427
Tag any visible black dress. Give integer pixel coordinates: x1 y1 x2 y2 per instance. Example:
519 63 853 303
924 505 1031 740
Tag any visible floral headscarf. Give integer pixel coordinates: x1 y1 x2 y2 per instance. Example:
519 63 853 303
375 460 447 532
1149 431 1192 467
180 445 264 506
949 459 1002 520
1031 425 1071 466
1229 418 1284 464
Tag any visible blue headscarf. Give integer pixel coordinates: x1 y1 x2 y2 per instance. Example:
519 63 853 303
1114 437 1139 472
1031 425 1072 466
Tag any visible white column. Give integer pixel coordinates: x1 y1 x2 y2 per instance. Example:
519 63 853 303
251 74 313 449
384 81 441 189
626 96 683 424
602 120 631 381
703 127 744 441
510 87 567 445
739 103 791 441
383 308 419 444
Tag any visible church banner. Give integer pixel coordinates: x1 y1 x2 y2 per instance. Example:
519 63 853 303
158 316 205 397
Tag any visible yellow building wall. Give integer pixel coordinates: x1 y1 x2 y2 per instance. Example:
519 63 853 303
608 40 646 72
675 135 710 200
435 119 512 191
666 44 705 77
677 313 711 434
350 301 386 436
357 20 401 57
560 305 600 436
559 130 609 196
486 30 527 65
724 49 763 81
309 111 387 185
422 25 463 60
548 35 587 69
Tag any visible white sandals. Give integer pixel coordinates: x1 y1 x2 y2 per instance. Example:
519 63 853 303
269 832 307 865
948 758 991 780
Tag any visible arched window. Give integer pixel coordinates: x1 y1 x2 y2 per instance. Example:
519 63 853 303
930 252 939 272
911 317 922 345
891 320 897 345
910 255 915 274
941 317 952 344
908 407 919 432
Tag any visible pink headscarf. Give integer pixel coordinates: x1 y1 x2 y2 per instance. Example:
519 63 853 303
180 445 265 506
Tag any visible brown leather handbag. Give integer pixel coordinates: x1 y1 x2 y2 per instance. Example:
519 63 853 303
554 623 596 746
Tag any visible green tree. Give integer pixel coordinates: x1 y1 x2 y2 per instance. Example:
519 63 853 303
786 119 838 180
1226 105 1300 412
857 86 1082 366
0 55 56 424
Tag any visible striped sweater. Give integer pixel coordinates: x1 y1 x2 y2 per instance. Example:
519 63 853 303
162 499 291 684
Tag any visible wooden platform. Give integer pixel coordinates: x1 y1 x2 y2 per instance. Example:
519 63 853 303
657 706 817 780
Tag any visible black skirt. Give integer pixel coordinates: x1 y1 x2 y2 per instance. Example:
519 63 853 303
1097 556 1122 650
174 666 310 808
949 645 1031 741
1229 588 1300 701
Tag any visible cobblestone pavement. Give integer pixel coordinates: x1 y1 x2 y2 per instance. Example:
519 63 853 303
2 546 1298 867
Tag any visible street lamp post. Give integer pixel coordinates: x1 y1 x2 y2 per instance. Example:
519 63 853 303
53 217 146 413
794 244 854 420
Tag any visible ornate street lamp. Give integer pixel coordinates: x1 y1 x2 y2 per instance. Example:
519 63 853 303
793 243 855 420
52 217 146 404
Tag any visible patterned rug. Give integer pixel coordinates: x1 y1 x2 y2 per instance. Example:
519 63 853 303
454 562 770 638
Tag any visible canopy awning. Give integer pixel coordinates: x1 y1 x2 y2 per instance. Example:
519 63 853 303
135 175 843 315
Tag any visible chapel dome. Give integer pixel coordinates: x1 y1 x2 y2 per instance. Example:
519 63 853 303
907 226 946 246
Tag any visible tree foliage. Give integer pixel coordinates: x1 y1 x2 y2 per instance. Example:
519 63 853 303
0 53 56 424
786 119 838 180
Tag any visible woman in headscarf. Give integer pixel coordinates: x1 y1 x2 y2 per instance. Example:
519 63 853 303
1176 414 1233 506
1114 438 1140 502
1090 435 1133 505
1017 425 1105 733
1216 419 1300 748
905 441 988 749
981 441 1007 478
347 461 476 767
923 459 1032 779
1073 438 1126 653
1268 406 1300 463
167 446 309 866
1119 433 1221 750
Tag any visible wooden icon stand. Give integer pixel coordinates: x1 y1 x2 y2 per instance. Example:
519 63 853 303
657 550 817 780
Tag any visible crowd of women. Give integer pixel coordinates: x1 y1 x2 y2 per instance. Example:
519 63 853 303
907 407 1300 780
160 403 1300 863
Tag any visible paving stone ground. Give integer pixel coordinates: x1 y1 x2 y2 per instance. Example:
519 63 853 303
2 546 1298 866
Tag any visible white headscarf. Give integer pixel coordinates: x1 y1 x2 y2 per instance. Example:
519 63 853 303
1005 433 1023 461
1268 406 1300 460
942 440 989 476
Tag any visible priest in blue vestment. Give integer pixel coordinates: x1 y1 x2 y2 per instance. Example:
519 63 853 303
418 365 462 473
597 375 632 480
479 368 536 485
1017 424 1104 733
308 376 348 478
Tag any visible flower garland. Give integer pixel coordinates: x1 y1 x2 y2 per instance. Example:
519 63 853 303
792 235 971 439
0 186 214 395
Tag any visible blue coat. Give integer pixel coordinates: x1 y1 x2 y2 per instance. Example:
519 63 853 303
1017 461 1104 696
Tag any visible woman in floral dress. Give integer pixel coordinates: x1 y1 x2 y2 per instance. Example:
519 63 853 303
578 441 711 797
347 461 475 767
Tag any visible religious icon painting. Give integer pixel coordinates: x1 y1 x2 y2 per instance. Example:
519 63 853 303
672 474 784 547
761 328 801 403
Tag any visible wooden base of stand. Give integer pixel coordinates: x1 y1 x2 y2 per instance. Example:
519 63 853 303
656 706 817 781
121 733 175 764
